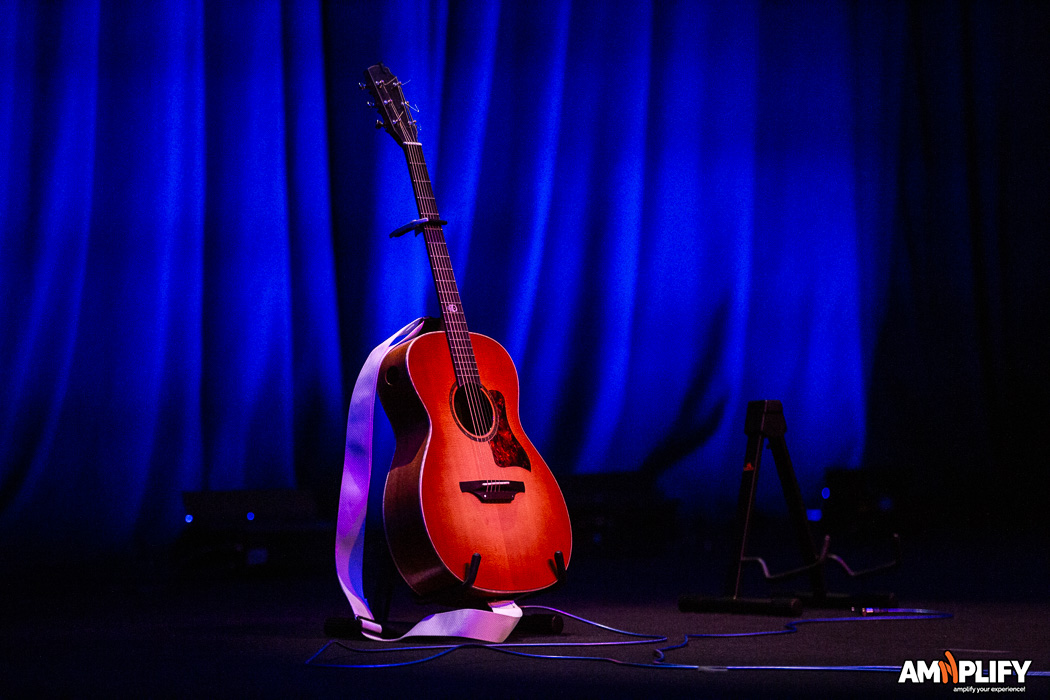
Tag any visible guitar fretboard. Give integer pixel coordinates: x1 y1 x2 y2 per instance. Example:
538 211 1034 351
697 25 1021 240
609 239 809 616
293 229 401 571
403 142 480 387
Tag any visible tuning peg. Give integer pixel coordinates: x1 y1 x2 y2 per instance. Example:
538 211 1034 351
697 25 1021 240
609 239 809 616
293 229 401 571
375 119 384 129
365 100 375 108
358 82 366 91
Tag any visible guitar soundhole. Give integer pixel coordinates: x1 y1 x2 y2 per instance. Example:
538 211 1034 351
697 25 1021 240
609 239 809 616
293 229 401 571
450 383 497 440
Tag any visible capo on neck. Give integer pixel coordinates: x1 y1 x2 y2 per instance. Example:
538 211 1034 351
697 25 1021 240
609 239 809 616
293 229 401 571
389 216 448 238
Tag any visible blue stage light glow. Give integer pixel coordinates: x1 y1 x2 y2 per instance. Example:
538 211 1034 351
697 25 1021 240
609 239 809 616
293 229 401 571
14 0 1039 557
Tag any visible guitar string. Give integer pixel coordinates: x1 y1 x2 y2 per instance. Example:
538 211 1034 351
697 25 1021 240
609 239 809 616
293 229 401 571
404 149 469 395
388 90 546 590
401 113 490 447
412 162 501 576
426 231 492 475
406 143 490 448
385 86 491 513
425 229 487 437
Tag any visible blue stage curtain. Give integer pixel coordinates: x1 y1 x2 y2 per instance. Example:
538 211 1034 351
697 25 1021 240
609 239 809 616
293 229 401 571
2 1 1047 563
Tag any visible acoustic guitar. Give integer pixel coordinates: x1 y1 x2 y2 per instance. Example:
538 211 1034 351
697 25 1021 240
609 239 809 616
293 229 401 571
363 63 572 600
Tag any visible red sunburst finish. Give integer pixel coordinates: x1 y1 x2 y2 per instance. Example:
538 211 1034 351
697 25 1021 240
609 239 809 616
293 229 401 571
362 63 572 602
378 331 572 599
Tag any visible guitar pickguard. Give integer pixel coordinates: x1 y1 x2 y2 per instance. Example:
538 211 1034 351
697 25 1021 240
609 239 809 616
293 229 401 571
488 390 531 471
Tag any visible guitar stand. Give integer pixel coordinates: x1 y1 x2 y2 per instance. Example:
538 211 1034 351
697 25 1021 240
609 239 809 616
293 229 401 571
412 552 483 606
679 400 899 617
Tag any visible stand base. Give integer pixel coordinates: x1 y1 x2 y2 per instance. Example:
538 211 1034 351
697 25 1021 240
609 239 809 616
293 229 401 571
679 400 899 617
323 616 410 640
678 590 898 616
793 590 898 610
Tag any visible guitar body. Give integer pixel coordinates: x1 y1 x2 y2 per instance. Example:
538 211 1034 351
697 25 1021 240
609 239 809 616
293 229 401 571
378 330 572 599
362 63 572 602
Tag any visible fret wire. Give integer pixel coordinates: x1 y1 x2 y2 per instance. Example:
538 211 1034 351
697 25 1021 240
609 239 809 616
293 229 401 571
405 143 482 385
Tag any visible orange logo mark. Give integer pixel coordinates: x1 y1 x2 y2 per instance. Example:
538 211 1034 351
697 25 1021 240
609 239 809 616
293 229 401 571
938 650 958 684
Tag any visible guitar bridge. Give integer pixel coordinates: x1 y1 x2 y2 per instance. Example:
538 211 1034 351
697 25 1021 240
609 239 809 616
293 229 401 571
459 480 525 504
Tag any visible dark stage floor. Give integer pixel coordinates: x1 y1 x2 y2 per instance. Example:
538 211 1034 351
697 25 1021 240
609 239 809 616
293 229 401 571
3 521 1048 698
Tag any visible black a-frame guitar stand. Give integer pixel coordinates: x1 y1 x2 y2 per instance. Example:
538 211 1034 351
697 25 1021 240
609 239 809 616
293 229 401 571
679 400 899 616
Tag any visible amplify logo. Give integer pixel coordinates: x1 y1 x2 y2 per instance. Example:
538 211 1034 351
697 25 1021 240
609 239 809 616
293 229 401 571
899 650 1032 690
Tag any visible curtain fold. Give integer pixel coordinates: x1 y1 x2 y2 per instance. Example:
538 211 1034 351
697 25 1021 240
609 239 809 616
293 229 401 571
2 0 1046 561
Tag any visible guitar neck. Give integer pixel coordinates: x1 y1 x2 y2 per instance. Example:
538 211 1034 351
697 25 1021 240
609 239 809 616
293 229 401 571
403 142 480 387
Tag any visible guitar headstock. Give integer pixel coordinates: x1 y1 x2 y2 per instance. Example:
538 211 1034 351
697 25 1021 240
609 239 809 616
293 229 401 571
362 63 418 147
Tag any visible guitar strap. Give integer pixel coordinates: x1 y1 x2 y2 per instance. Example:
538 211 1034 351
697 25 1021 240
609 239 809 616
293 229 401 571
335 317 523 643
